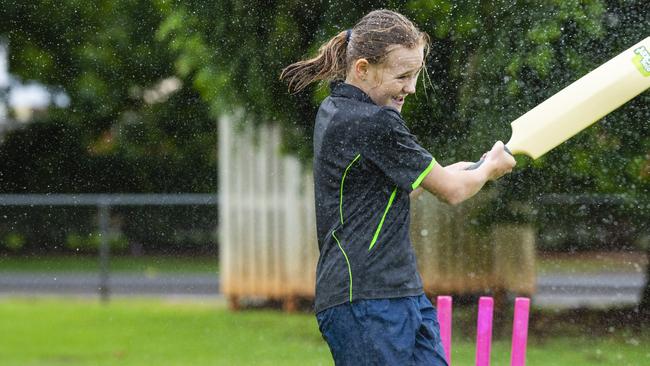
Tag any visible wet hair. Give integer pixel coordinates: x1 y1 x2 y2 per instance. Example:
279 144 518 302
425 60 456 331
280 9 430 94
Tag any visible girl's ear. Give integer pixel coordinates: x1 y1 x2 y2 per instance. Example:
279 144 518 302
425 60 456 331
352 58 369 80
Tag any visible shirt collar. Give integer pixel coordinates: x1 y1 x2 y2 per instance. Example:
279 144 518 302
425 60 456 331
330 81 375 105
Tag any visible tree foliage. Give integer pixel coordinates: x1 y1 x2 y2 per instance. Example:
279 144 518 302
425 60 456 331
3 1 646 197
155 0 648 198
0 1 216 193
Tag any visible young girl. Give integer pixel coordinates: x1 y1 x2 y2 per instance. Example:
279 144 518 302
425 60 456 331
281 9 515 366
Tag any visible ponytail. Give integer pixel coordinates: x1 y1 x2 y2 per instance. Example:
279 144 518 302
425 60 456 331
280 30 349 94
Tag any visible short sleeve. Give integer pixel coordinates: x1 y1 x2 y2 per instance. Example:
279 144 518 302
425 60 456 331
362 108 437 192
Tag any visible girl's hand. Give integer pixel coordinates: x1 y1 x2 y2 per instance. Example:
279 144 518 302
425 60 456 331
483 141 516 180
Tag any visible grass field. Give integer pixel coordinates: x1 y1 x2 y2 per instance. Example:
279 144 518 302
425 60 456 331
0 297 648 366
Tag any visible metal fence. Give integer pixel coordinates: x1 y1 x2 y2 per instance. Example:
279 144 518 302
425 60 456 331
0 193 218 301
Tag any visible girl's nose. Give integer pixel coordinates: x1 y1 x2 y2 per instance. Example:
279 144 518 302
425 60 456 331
404 78 417 94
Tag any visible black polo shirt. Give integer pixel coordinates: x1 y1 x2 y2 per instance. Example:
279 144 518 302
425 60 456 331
313 82 437 313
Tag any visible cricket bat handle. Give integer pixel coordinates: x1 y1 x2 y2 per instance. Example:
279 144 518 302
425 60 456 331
466 145 513 170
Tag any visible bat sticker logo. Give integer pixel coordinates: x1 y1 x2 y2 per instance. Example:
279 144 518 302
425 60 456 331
633 46 650 77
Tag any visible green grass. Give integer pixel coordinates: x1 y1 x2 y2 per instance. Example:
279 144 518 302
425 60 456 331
448 336 649 366
0 255 218 275
0 298 648 366
0 297 329 366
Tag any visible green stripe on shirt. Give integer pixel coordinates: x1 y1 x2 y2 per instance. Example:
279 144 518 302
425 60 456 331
340 154 361 225
332 230 353 302
411 158 437 190
368 186 398 251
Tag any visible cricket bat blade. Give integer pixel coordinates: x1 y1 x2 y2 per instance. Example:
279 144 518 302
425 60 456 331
507 36 650 159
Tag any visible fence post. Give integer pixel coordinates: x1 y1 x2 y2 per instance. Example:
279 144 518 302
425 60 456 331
97 203 110 303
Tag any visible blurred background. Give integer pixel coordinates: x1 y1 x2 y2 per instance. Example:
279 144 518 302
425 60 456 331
0 1 648 365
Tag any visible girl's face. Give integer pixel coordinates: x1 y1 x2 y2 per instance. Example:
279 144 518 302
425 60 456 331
364 45 424 112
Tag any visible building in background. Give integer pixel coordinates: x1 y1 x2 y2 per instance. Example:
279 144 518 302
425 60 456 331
0 39 67 141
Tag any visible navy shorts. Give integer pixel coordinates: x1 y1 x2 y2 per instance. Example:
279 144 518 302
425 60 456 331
316 294 449 366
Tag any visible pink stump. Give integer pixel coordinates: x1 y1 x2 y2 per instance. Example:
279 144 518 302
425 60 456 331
475 297 494 366
436 296 452 364
510 297 530 366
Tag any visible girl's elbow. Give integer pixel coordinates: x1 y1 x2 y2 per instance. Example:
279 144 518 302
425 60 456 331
446 193 465 206
439 189 466 206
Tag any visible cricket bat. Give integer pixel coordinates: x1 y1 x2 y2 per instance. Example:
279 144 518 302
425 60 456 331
471 36 650 167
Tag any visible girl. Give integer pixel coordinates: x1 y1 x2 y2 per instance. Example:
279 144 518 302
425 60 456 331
281 9 515 366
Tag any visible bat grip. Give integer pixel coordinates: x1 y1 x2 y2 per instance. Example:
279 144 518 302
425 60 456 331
466 146 513 170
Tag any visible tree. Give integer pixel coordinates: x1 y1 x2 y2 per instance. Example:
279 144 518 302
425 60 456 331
0 0 217 193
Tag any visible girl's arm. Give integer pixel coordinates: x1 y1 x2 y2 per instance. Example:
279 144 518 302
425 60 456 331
409 161 476 200
418 141 515 205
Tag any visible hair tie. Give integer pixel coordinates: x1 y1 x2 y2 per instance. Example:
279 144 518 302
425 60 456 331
345 29 352 43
